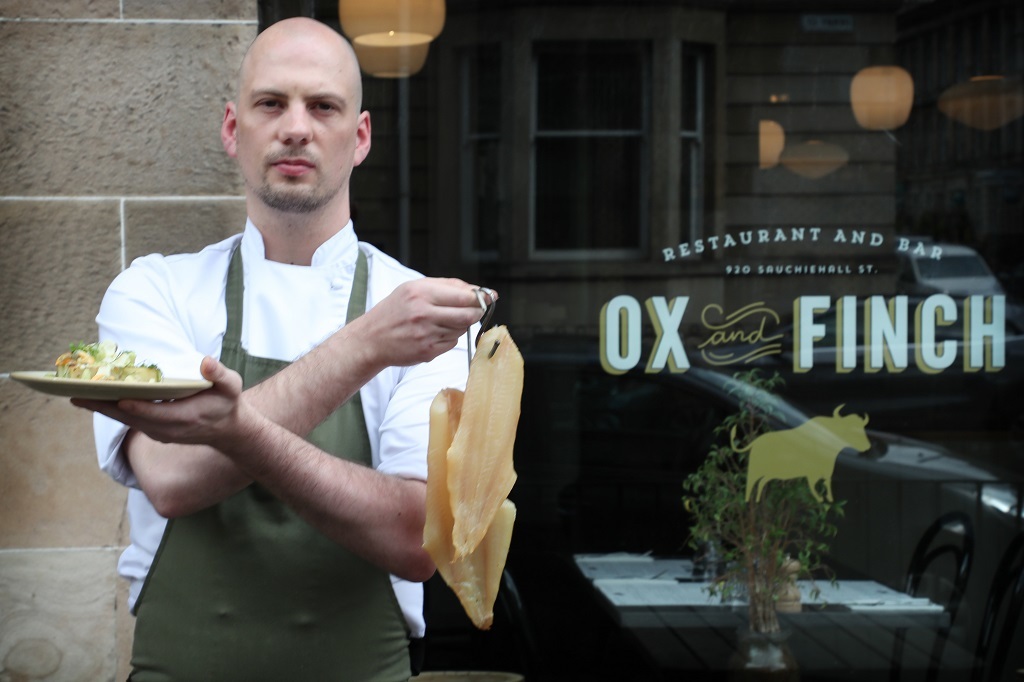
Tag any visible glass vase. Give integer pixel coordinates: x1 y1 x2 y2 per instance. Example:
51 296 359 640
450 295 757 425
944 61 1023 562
728 628 800 682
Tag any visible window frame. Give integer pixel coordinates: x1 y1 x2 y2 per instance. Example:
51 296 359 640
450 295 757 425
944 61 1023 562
436 6 726 276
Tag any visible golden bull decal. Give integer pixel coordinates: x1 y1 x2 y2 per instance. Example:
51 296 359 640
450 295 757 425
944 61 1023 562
734 405 871 503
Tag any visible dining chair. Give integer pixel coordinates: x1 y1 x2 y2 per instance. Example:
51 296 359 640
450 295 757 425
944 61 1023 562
497 569 544 679
971 531 1024 682
419 570 540 678
419 572 512 672
890 510 975 682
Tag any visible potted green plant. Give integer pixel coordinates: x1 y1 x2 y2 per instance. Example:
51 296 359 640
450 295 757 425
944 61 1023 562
682 370 846 674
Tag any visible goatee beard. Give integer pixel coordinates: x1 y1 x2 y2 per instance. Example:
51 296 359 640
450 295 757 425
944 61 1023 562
256 150 332 213
256 185 330 214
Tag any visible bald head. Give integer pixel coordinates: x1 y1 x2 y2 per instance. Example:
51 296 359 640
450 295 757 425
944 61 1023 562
221 15 373 236
239 17 363 112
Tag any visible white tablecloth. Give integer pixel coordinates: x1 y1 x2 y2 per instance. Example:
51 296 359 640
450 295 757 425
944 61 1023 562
575 554 939 613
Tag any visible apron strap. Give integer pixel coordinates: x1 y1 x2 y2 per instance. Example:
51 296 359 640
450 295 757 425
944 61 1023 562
223 245 244 348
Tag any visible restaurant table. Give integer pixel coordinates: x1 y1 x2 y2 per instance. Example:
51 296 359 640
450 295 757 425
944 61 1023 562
574 553 979 681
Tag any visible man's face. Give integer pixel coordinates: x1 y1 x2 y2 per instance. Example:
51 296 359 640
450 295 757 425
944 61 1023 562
223 23 370 216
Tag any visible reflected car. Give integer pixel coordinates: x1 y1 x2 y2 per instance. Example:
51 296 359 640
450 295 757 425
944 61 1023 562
509 335 1022 564
896 242 1005 297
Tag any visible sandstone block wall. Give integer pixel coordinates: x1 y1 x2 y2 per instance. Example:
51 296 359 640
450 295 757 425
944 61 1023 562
0 3 256 679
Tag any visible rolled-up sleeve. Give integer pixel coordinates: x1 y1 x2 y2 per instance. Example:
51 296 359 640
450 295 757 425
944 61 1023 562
96 415 134 487
373 341 471 481
370 329 476 485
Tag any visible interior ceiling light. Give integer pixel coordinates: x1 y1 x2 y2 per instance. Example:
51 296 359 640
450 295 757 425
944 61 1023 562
850 65 914 131
339 0 446 47
759 120 785 170
938 75 1024 131
780 140 849 180
352 42 431 79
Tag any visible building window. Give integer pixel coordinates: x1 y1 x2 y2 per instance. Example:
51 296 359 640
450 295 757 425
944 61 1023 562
455 36 713 267
531 41 649 260
681 44 710 245
460 44 502 261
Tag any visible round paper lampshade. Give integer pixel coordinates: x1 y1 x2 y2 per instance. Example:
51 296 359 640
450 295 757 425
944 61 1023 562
759 120 785 169
339 0 445 47
938 75 1024 131
353 42 431 78
780 140 849 180
850 66 914 131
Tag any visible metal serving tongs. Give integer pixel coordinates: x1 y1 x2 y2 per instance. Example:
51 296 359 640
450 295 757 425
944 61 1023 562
467 287 497 370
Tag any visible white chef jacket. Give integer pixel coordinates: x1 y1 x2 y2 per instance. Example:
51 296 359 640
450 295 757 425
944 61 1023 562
94 219 473 638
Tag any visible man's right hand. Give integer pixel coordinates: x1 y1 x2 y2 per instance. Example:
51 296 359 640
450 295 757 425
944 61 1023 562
350 277 498 369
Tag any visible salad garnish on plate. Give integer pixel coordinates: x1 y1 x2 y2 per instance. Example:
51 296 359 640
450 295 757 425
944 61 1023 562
55 341 162 383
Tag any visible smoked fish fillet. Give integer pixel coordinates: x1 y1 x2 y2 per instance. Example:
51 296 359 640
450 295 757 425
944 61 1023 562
447 326 522 559
422 325 523 630
423 389 517 629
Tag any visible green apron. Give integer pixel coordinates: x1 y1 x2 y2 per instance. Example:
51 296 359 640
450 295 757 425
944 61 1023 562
129 247 412 682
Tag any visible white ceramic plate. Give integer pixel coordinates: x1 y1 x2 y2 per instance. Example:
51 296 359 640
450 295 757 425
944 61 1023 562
9 371 212 401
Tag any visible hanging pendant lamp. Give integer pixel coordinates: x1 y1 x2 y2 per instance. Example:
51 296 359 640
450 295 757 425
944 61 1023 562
938 75 1024 131
759 120 785 169
353 42 431 78
850 66 914 131
780 140 849 180
339 0 446 47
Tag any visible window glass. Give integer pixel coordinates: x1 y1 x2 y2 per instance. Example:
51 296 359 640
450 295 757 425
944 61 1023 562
681 47 702 134
533 41 647 257
461 44 502 256
681 44 709 243
534 137 642 251
465 44 501 135
266 2 1024 678
535 42 644 131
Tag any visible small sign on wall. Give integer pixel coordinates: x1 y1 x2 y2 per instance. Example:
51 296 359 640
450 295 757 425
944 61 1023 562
801 14 854 33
